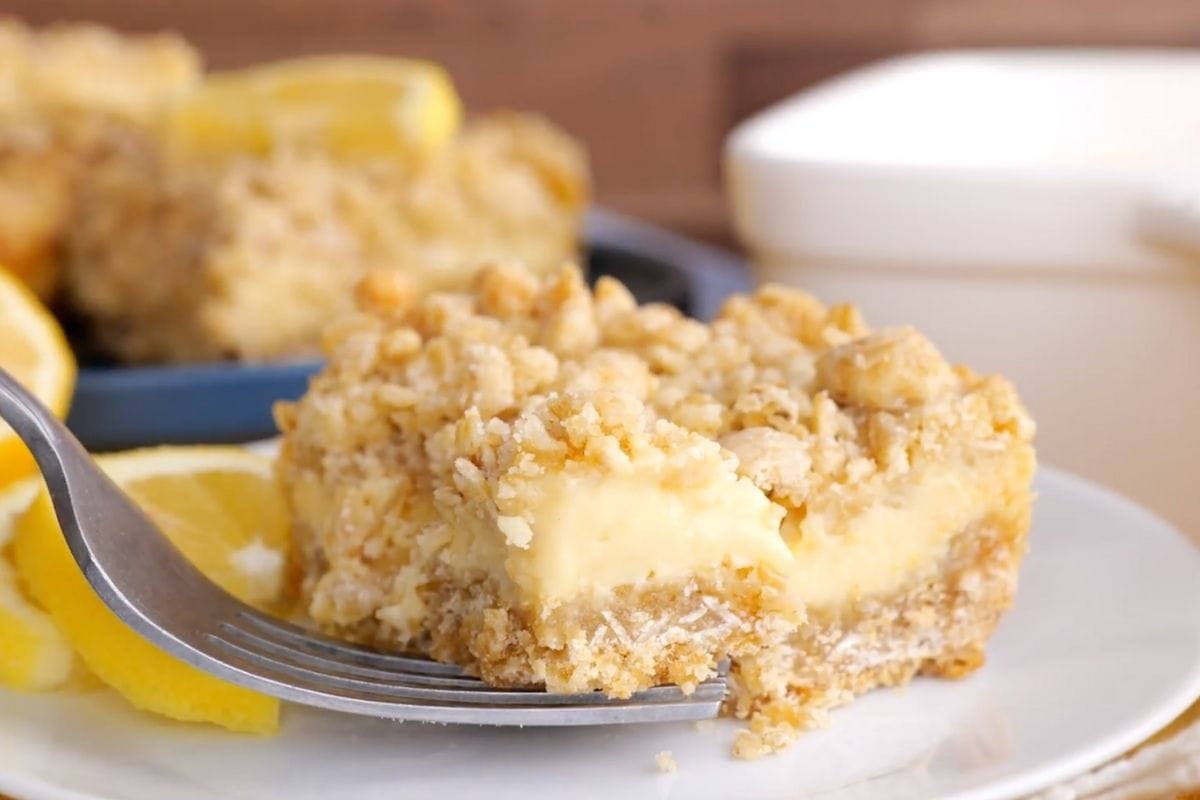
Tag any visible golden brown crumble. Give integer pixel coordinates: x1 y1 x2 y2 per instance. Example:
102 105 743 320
280 268 800 694
0 19 200 297
277 261 1035 753
63 112 588 362
0 19 199 122
0 19 586 359
728 511 1031 758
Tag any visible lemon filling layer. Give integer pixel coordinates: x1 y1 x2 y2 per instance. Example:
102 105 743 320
783 463 999 607
487 467 793 605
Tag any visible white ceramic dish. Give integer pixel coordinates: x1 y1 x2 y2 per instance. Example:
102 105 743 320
725 50 1200 541
2 467 1199 800
726 49 1200 271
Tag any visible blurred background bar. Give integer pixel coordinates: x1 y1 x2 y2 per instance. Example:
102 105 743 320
11 0 1200 245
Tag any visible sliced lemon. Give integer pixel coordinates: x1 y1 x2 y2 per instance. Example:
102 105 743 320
100 448 294 611
0 477 74 691
12 446 292 733
166 54 462 160
0 267 76 489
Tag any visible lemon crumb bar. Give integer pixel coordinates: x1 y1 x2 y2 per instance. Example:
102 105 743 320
276 266 799 695
276 263 1035 748
64 113 587 362
0 19 587 363
0 18 200 297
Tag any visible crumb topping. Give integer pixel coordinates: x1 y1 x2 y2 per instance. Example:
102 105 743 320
0 19 200 121
63 112 587 361
302 260 1034 525
0 19 201 299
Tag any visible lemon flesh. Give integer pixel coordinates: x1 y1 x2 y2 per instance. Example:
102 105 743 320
102 448 294 612
12 447 291 733
0 478 74 691
0 267 76 489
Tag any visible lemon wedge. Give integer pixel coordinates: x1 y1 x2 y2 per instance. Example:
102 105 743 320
100 448 294 611
12 446 291 733
0 477 74 691
166 54 462 160
0 267 76 489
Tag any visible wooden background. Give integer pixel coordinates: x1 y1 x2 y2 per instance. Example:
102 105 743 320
9 0 1200 243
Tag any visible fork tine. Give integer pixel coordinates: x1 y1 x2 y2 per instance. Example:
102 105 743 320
234 610 467 676
220 618 487 690
206 635 727 725
216 622 512 690
225 612 729 696
234 610 732 687
0 368 729 727
210 625 728 707
223 618 728 694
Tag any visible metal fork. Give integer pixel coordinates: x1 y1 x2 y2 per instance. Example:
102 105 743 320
0 367 726 725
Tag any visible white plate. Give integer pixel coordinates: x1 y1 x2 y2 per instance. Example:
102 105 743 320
2 467 1199 800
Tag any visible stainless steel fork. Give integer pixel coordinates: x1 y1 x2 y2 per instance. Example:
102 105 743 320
0 367 726 725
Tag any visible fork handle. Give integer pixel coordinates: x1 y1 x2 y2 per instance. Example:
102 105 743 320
0 365 199 617
0 366 91 486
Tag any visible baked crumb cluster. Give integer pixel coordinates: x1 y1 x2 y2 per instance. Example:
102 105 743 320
65 112 587 362
0 19 199 297
279 264 801 695
277 262 1036 752
0 19 198 121
0 18 587 363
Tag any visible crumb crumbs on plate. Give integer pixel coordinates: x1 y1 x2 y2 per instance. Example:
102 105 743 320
655 750 677 773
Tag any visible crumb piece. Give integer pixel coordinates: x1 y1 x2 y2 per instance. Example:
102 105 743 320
816 326 956 410
355 270 416 319
733 725 797 761
692 718 715 732
228 538 285 605
655 750 677 773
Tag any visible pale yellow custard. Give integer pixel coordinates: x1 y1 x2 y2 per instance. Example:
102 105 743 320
500 466 790 604
435 395 794 607
782 462 1000 607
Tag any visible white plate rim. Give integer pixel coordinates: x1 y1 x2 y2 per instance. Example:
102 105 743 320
2 464 1199 800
